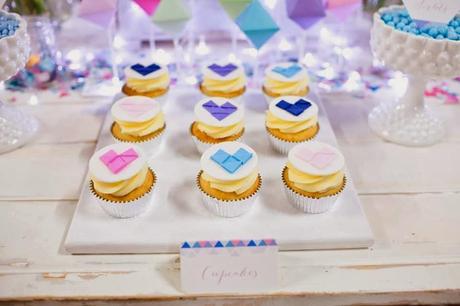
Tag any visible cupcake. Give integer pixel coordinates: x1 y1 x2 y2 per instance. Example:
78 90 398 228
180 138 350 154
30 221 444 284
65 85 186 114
190 97 245 154
262 62 310 104
266 96 319 154
199 61 246 104
111 96 165 156
122 61 170 105
88 143 156 218
282 141 346 214
197 141 261 217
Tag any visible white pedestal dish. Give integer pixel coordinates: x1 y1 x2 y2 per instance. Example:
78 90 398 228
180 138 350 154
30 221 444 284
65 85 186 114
369 6 460 146
0 11 39 154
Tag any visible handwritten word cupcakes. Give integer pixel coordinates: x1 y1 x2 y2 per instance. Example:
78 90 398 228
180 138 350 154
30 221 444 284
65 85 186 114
262 62 309 104
111 96 166 156
282 141 346 213
89 144 156 218
122 61 170 104
266 96 319 154
197 141 261 217
191 97 245 153
199 61 247 104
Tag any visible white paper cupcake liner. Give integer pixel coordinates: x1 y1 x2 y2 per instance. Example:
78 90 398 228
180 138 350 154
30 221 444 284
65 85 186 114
89 168 156 218
111 123 165 158
190 124 244 154
266 125 318 155
196 171 262 218
282 167 346 214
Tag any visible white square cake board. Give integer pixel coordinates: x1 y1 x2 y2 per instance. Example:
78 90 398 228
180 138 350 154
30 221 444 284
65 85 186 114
64 88 374 254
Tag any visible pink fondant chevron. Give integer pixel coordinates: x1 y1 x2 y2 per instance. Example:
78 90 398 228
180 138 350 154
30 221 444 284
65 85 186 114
99 148 138 174
295 146 337 169
119 100 154 117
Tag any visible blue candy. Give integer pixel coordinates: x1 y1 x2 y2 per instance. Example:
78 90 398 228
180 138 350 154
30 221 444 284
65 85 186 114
382 9 459 41
428 28 438 37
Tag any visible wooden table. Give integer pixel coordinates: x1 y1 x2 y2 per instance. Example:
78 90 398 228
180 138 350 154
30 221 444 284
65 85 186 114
1 87 460 305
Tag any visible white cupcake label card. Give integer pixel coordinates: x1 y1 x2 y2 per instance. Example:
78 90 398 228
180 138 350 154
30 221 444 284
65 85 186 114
402 0 460 24
180 239 278 293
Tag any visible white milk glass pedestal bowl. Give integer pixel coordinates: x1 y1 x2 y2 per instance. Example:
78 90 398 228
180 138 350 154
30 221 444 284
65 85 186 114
369 6 460 146
0 11 38 154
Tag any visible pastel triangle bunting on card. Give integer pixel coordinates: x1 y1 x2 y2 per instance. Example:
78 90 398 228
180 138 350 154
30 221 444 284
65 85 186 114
192 242 201 248
181 242 191 248
235 0 279 49
219 0 252 19
152 0 191 35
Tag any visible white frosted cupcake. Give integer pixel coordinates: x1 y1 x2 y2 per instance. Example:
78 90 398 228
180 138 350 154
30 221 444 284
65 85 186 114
190 97 245 154
266 96 319 154
110 96 165 157
282 141 346 213
199 61 246 104
89 143 156 218
122 61 170 105
262 62 310 105
197 141 261 217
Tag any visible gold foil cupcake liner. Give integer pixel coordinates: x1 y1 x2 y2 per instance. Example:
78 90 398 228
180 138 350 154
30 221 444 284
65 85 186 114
281 166 346 214
196 171 262 217
266 124 319 155
89 168 157 218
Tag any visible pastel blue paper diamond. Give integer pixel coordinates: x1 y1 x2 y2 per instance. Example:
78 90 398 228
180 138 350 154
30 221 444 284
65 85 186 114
210 148 253 174
272 64 302 78
235 0 279 49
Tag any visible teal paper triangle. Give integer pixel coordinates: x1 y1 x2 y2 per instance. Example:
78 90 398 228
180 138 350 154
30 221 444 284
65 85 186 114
258 240 266 246
192 242 200 248
235 0 279 49
219 0 252 19
225 241 234 247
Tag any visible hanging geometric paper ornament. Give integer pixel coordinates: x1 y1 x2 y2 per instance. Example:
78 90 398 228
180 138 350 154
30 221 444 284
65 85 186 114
78 0 117 28
219 0 252 19
286 0 326 30
133 0 161 16
151 0 191 35
327 0 361 22
402 0 460 24
235 0 279 49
